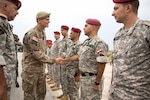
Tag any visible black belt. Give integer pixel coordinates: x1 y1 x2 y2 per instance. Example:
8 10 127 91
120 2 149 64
81 72 97 76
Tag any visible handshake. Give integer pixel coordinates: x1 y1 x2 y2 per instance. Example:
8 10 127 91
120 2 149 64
54 56 70 65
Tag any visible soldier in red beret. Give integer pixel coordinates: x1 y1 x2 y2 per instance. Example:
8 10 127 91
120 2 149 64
0 0 21 99
109 0 150 99
62 19 108 100
57 25 72 99
61 25 69 31
49 31 61 91
54 31 60 35
6 0 21 9
46 40 52 45
86 18 101 26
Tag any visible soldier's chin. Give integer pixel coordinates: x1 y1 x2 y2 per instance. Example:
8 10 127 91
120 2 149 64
8 17 15 21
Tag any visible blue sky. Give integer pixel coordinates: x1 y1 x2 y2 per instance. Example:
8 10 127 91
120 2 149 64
10 0 150 50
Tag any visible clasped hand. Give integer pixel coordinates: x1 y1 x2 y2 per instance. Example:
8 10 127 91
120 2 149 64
55 57 70 65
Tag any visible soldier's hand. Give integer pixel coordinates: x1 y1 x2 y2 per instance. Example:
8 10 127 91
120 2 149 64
75 75 80 82
93 85 100 91
55 57 65 65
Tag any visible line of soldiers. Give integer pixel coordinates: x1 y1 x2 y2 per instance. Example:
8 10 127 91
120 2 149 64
1 0 149 100
46 19 108 100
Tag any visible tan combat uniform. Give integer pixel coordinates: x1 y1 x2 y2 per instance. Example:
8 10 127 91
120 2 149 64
22 26 54 100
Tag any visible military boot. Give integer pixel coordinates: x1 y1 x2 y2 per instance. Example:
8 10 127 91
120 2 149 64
51 85 60 91
60 94 68 100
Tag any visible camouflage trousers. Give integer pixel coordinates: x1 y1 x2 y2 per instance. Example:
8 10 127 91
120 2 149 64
3 65 16 100
53 64 61 86
66 68 80 100
47 64 54 80
80 75 104 100
22 71 46 100
60 65 68 94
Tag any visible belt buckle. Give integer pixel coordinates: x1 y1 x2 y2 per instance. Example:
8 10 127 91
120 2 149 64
84 72 89 76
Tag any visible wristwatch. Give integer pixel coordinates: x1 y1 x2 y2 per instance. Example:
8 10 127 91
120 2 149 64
94 82 100 85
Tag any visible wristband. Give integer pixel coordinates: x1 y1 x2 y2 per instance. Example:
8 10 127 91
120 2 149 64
94 82 100 85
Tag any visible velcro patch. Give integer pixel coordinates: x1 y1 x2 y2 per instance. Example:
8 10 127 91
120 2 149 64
32 36 38 42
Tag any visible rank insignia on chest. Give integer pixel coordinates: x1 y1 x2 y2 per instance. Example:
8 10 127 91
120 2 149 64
32 36 38 42
88 44 93 48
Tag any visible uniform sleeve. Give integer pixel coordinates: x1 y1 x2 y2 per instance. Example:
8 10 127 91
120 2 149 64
145 21 150 48
59 41 67 57
95 41 109 63
24 32 54 64
0 29 6 65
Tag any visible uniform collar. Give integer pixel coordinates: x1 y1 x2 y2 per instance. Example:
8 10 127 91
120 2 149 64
0 13 8 19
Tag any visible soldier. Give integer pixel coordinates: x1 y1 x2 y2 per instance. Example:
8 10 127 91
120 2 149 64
0 0 21 100
63 19 108 100
13 33 22 88
46 40 53 79
109 0 150 99
57 25 72 100
21 11 62 100
63 27 82 100
50 31 61 91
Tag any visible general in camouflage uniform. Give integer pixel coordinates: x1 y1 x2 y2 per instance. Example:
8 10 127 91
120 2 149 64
0 0 21 100
78 19 108 100
109 0 150 99
58 25 72 99
64 27 82 100
21 11 59 100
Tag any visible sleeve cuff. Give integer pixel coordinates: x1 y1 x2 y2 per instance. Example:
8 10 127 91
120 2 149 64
96 56 108 63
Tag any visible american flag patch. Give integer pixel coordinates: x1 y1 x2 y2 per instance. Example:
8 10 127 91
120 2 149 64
32 36 38 42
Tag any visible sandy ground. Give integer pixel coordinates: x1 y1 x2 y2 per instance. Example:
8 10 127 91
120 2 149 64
10 52 112 100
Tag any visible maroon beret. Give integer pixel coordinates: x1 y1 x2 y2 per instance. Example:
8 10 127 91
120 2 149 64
7 0 21 9
86 18 101 26
54 31 60 35
113 0 137 3
61 25 69 30
46 40 52 44
71 27 81 33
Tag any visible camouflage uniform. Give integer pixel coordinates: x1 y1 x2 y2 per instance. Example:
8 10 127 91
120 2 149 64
47 47 53 78
51 38 61 86
22 26 54 100
65 40 81 100
59 37 72 95
78 35 108 100
13 34 20 82
0 15 16 99
109 19 150 100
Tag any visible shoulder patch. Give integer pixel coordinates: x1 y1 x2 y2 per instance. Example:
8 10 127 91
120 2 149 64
0 29 4 35
143 20 150 26
96 37 102 42
32 36 38 42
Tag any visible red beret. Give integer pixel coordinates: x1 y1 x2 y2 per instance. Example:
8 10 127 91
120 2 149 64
54 31 60 35
71 27 81 33
113 0 137 3
86 18 101 26
61 25 69 30
7 0 21 9
46 40 52 44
